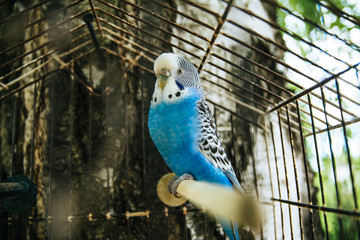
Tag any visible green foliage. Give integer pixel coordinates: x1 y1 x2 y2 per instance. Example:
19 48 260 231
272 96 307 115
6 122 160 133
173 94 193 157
276 0 360 236
289 0 321 34
276 0 323 35
313 150 360 239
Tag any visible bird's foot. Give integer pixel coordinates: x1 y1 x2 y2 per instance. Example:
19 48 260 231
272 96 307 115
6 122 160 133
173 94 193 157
168 173 194 198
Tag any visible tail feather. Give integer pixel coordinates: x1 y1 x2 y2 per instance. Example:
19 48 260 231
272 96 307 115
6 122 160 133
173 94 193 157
218 217 239 240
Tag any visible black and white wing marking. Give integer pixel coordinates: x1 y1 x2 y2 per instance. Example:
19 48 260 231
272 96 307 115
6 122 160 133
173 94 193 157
196 98 244 194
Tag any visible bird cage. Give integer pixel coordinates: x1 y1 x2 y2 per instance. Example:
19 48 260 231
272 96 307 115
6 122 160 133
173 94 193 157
0 0 359 239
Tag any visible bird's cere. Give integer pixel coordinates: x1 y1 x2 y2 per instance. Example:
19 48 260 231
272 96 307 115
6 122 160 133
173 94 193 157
158 74 168 90
153 53 179 77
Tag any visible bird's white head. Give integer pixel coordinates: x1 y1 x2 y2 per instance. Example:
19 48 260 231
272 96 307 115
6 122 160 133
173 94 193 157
151 53 203 106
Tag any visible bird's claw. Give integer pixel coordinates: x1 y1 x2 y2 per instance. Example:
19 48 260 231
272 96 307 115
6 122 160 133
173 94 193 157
168 173 194 198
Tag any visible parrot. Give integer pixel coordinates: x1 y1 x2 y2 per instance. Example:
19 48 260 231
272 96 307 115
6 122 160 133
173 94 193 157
148 52 244 240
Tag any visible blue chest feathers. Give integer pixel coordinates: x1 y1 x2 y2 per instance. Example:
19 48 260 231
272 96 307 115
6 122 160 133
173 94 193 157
148 89 231 187
148 90 202 175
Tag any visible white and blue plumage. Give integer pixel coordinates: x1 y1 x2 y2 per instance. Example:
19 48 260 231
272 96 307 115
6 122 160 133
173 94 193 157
148 53 244 240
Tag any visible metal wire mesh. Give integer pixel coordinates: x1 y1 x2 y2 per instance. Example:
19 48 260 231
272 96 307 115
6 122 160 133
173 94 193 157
0 0 359 239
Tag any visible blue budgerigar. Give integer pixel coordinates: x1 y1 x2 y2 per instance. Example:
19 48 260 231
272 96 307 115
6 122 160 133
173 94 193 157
148 53 244 240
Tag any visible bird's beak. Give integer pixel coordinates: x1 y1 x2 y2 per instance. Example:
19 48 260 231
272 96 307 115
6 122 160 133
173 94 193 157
158 68 171 89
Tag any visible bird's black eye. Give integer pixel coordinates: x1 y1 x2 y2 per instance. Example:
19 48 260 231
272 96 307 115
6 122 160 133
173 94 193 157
176 68 183 75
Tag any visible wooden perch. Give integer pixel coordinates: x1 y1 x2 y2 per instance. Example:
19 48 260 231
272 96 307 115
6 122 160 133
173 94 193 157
157 173 260 227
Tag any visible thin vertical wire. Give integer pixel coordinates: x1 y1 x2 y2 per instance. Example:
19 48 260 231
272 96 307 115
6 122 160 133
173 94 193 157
277 110 294 240
319 86 343 238
334 79 360 239
29 80 37 240
307 94 329 240
88 60 94 239
10 94 17 176
229 114 240 238
166 208 170 239
123 61 130 240
230 115 239 178
30 83 37 180
213 107 217 126
270 122 285 240
48 70 56 240
184 207 188 240
285 106 303 239
8 94 17 240
203 210 207 240
105 56 111 240
140 71 149 240
68 63 75 240
105 92 111 239
264 128 277 240
295 100 315 240
249 123 263 239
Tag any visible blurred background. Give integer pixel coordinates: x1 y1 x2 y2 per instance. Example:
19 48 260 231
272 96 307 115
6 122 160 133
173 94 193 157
0 0 359 239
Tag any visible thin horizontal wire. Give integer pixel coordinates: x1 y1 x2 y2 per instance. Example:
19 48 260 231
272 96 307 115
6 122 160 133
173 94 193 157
207 51 347 124
0 8 89 65
204 59 325 130
181 0 220 17
203 82 266 114
277 109 315 134
0 0 84 41
97 12 201 59
201 72 315 134
202 78 268 110
205 60 284 101
201 69 275 106
0 0 51 25
314 0 360 26
215 43 304 89
267 63 360 114
207 99 266 130
210 52 292 95
112 0 210 42
101 46 153 73
66 47 96 64
272 198 360 218
100 20 169 55
57 39 93 58
95 0 206 52
0 208 205 224
0 25 88 83
261 0 359 50
151 0 216 31
218 32 313 87
0 69 60 101
304 117 360 138
184 0 358 101
1 57 54 90
0 47 96 99
187 0 358 93
228 0 353 68
218 31 360 104
224 13 360 96
103 28 158 60
53 54 101 97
